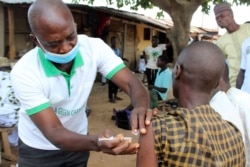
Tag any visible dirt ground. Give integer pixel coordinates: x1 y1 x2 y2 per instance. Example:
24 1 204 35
87 78 139 167
4 73 173 167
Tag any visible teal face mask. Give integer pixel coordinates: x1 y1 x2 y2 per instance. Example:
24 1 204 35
38 39 79 64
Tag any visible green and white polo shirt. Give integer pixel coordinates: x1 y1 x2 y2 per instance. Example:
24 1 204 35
10 35 125 150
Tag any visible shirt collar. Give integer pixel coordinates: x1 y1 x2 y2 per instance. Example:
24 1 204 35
38 48 84 77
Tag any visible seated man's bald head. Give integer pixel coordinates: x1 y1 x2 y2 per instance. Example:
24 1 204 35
175 41 225 94
28 0 74 36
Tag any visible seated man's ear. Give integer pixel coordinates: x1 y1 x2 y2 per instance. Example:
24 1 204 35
29 34 39 46
173 64 181 79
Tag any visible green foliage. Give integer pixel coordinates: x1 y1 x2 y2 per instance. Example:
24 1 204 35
73 0 250 14
72 0 154 10
202 0 250 14
71 0 250 57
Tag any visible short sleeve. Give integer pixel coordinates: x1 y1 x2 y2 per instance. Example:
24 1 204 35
10 50 51 115
88 38 125 79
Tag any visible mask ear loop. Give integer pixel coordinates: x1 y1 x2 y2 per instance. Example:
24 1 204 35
35 37 47 53
29 34 43 49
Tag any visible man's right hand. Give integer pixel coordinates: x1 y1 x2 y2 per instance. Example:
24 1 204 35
97 133 139 155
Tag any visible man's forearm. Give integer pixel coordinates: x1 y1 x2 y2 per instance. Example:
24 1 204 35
129 78 149 108
153 86 167 93
236 69 245 89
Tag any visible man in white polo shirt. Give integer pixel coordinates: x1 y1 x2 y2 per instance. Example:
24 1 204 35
10 0 151 166
144 35 166 85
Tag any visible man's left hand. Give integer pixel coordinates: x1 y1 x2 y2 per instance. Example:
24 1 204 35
130 107 152 135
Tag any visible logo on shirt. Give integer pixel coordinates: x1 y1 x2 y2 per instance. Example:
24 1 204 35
54 104 84 116
152 51 160 61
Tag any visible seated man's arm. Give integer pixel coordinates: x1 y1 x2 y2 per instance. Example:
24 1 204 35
137 124 158 167
152 85 167 93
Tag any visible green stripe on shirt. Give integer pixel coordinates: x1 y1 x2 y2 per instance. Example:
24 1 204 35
26 102 50 116
106 63 126 80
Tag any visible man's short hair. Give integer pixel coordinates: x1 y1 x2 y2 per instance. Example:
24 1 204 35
158 55 169 63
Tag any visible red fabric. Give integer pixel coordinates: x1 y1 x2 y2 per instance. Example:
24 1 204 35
96 13 110 37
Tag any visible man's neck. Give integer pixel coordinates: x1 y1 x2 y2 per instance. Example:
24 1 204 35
53 61 73 74
227 23 240 34
159 66 167 73
178 88 211 110
178 83 210 109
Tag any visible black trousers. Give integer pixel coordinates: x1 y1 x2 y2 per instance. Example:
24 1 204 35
18 139 90 167
145 68 158 85
108 80 118 100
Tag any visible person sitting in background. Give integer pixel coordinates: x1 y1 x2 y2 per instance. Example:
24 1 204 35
220 62 250 166
148 55 172 109
137 41 245 167
114 54 172 118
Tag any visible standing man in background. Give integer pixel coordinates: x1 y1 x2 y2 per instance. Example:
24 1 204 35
108 36 127 103
214 2 250 87
144 35 166 85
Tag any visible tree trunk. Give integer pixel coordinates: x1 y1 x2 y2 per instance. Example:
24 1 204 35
8 6 16 62
151 0 205 62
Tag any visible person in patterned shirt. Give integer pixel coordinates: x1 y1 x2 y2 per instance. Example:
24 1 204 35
137 41 245 167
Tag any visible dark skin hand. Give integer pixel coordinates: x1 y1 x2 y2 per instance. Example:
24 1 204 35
110 68 152 135
98 133 139 155
30 107 139 154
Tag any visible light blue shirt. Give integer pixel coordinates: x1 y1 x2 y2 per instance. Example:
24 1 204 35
154 67 172 100
112 48 122 58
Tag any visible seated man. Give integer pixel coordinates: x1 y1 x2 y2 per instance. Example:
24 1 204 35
137 41 245 167
148 55 172 109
